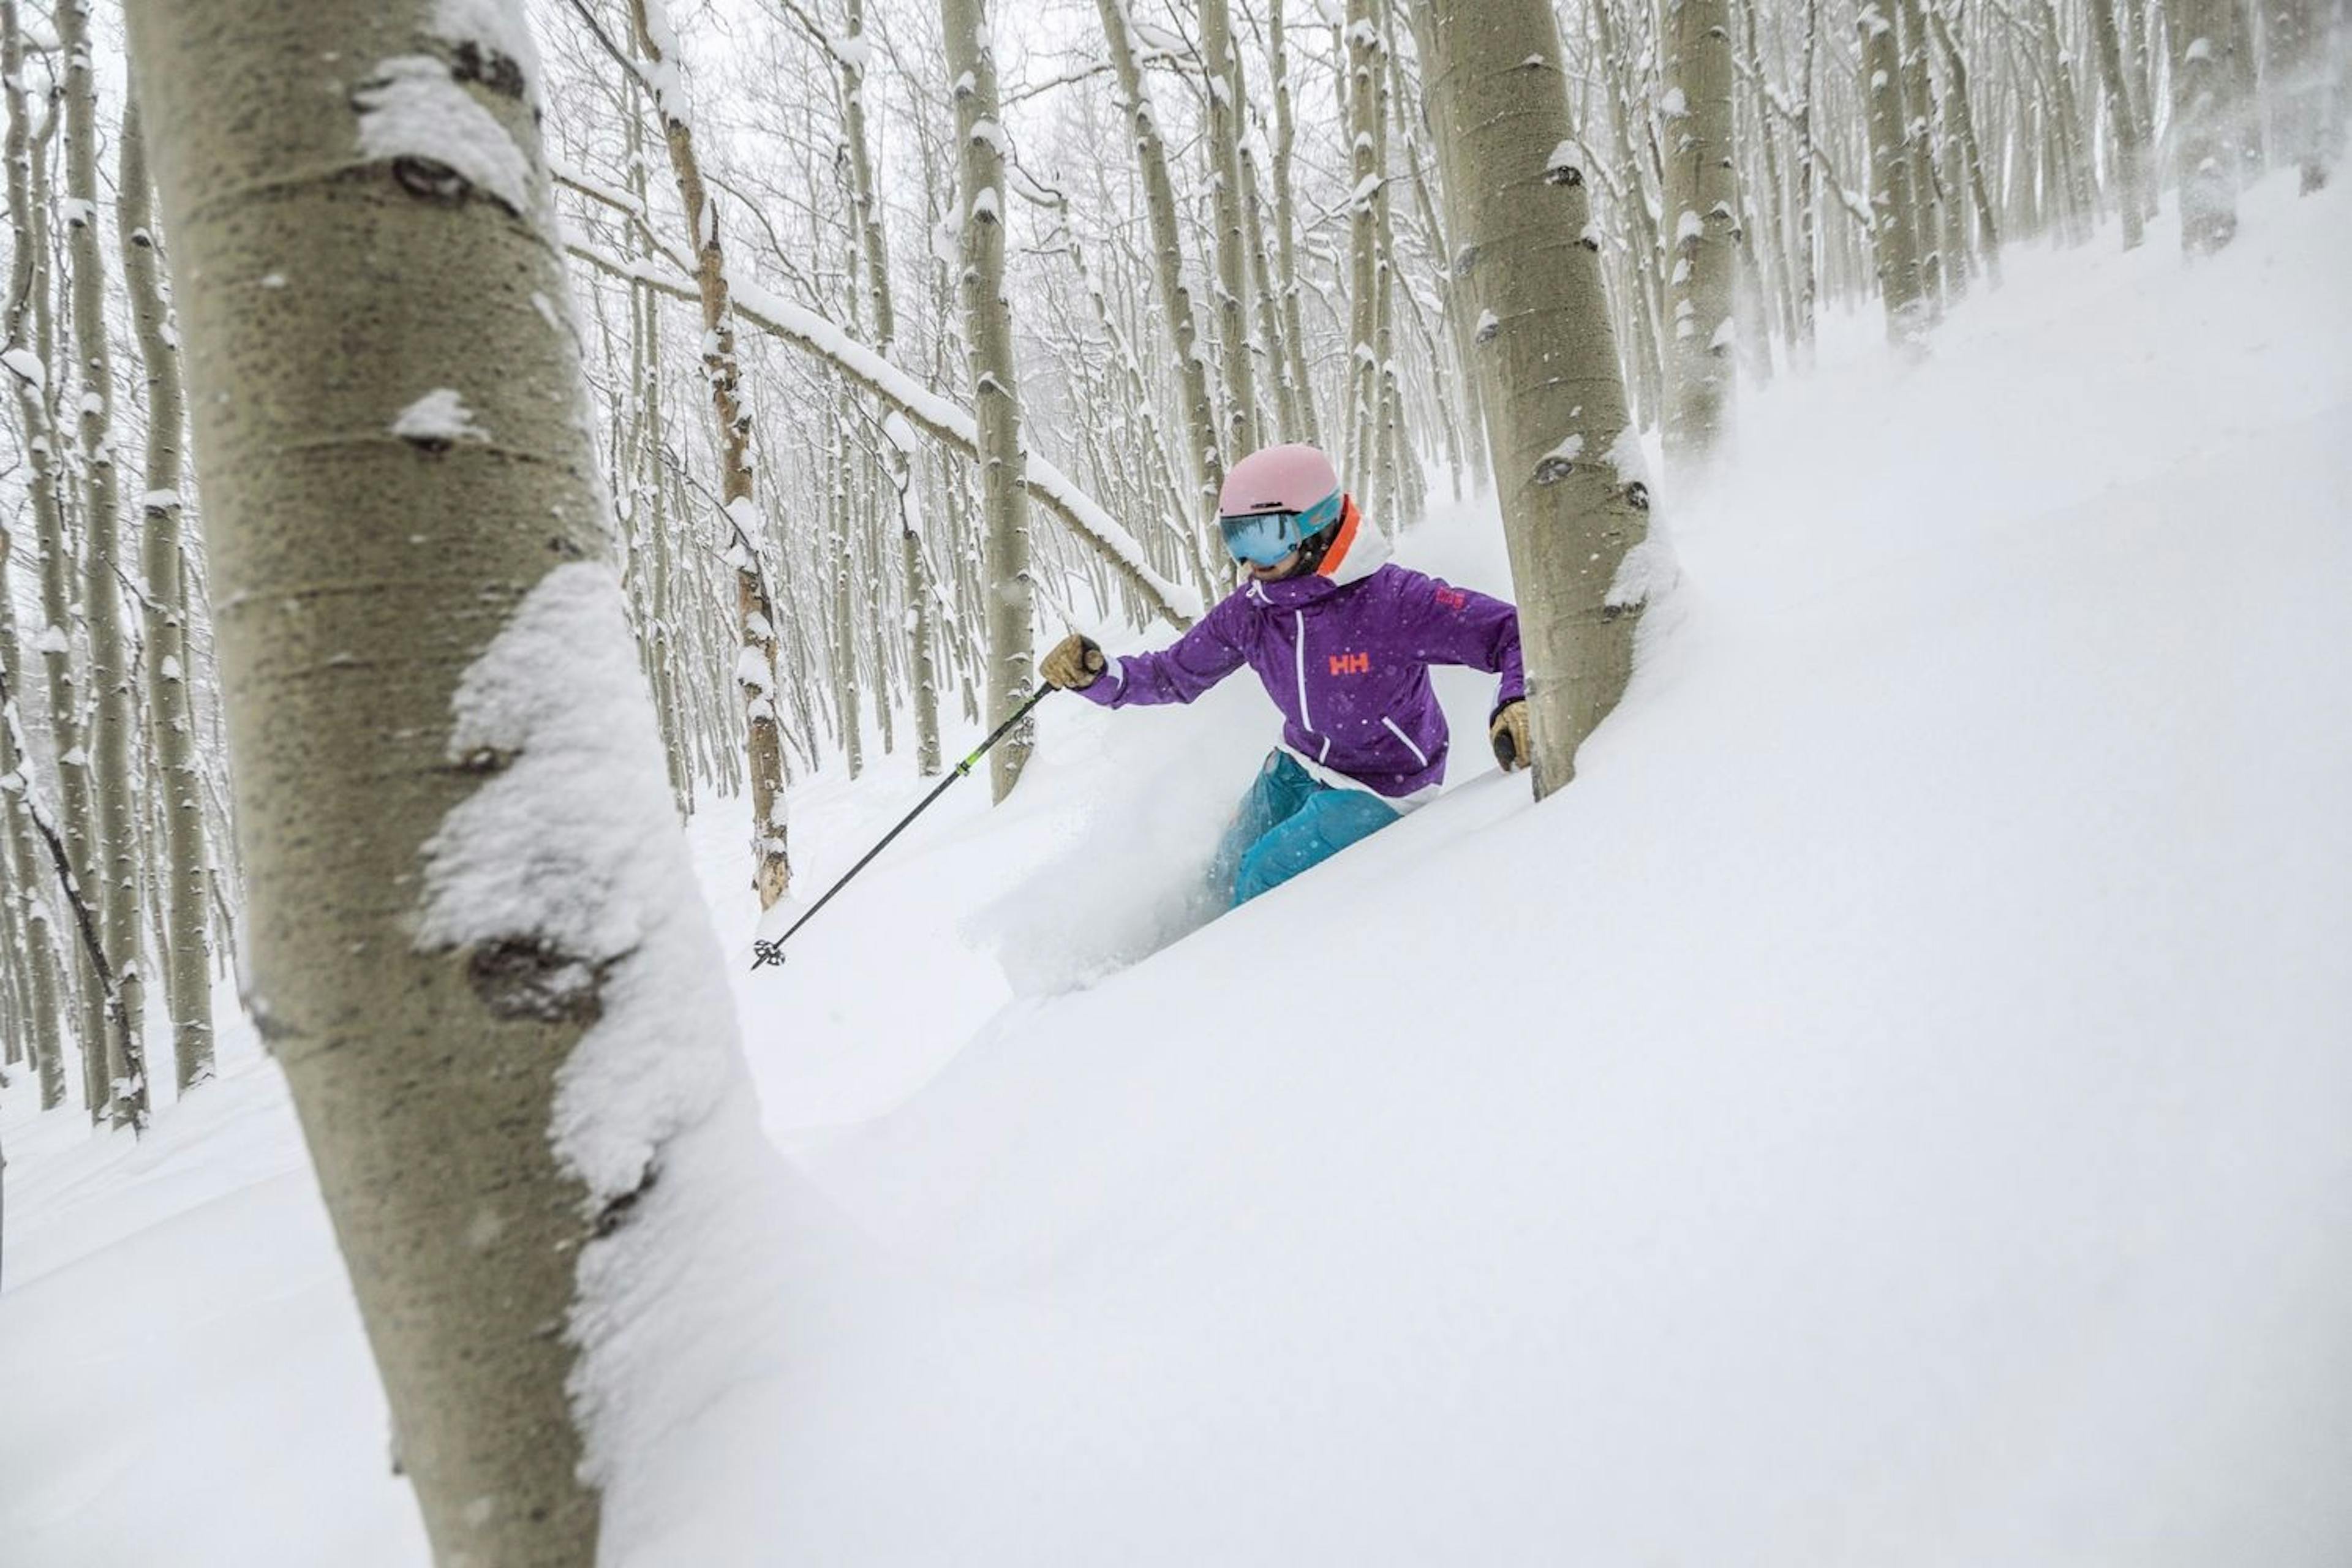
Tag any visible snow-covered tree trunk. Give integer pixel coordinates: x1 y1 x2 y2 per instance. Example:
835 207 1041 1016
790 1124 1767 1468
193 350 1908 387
945 0 1036 802
1344 0 1384 484
1860 0 1931 349
2090 0 2152 246
1421 0 1656 796
1661 0 1741 470
2263 0 2339 191
836 0 938 773
121 0 763 1556
59 0 146 1129
0 525 67 1109
1929 4 2003 287
2173 0 2243 252
1096 0 1226 513
117 97 212 1094
1898 0 1950 310
1202 0 1262 456
1268 0 1325 452
628 0 793 908
0 0 72 1112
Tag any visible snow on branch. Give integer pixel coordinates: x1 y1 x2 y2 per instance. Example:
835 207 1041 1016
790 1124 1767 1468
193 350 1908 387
556 209 1199 630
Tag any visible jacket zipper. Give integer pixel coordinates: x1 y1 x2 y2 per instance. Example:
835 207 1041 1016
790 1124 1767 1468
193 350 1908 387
1293 610 1313 733
1382 715 1430 768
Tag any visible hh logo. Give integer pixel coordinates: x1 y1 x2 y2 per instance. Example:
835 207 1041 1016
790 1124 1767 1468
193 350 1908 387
1329 652 1371 676
1433 587 1469 611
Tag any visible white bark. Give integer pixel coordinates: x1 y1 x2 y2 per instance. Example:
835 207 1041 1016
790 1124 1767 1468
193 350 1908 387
944 0 1036 802
1421 0 1656 796
1662 0 1742 469
118 0 729 1555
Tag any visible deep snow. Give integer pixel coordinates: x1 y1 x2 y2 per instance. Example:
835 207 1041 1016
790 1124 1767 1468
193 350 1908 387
4 173 2349 1566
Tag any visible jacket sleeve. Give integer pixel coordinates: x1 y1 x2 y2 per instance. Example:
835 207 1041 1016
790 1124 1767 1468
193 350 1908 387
1388 567 1526 713
1077 592 1250 709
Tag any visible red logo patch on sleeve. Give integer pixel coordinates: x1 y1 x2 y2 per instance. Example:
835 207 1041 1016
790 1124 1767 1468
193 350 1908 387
1434 586 1469 611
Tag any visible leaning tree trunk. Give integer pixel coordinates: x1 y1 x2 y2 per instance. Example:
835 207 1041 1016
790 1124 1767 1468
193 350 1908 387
1929 3 2003 286
117 97 213 1093
59 0 148 1128
1660 0 1741 473
1419 0 1655 797
122 0 762 1558
1095 0 1227 514
945 0 1036 802
628 0 792 908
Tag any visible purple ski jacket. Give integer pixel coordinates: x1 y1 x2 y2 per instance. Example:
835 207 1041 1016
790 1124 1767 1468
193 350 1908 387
1078 500 1524 798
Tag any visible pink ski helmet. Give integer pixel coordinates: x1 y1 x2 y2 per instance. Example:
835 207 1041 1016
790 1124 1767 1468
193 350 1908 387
1219 442 1341 521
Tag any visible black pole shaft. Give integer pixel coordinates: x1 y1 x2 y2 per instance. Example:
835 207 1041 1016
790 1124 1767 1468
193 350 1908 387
751 684 1055 970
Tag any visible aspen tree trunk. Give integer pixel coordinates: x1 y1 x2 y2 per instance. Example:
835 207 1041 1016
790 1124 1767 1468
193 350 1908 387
118 0 756 1556
1420 0 1654 797
628 0 792 907
1096 0 1226 511
1662 0 1741 470
2263 0 2337 190
2173 0 2243 252
1203 0 1262 456
1 0 70 1111
837 0 938 772
2090 0 2151 245
1795 0 1823 360
831 420 864 780
1931 4 2005 284
1345 0 1384 482
944 0 1036 802
117 99 212 1093
1860 1 1931 349
1268 1 1325 451
1588 0 1670 420
1899 0 1950 310
0 527 67 1109
1235 51 1302 444
59 0 146 1127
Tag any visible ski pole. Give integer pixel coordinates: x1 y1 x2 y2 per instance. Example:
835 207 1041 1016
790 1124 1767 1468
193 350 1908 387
750 682 1057 970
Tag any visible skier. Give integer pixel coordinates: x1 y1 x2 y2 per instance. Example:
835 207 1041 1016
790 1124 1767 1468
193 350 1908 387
1040 442 1531 905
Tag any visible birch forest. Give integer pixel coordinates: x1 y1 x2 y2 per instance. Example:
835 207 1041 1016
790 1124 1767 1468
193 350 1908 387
0 0 2346 1561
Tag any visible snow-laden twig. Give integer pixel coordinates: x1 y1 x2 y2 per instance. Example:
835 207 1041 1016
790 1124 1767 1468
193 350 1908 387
556 213 1200 628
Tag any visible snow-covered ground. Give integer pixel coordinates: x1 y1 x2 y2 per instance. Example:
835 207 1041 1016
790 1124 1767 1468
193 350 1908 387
6 175 2348 1565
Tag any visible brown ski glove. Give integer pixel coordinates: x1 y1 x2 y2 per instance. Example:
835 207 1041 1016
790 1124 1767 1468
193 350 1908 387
1040 632 1108 690
1490 699 1532 772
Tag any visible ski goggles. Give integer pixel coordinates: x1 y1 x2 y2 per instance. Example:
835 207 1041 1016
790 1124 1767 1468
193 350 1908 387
1217 489 1344 567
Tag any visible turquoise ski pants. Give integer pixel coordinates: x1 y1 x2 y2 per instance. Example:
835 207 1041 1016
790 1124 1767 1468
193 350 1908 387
1213 751 1401 907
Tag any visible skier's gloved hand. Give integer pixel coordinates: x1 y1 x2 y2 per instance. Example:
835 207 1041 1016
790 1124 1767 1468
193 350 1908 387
1490 699 1532 772
1041 632 1108 690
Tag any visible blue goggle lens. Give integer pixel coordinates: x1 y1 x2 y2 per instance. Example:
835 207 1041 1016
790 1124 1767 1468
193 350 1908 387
1218 491 1343 566
1219 511 1300 565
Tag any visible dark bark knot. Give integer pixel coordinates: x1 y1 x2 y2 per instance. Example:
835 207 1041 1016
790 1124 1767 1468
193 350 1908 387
594 1163 660 1240
1624 481 1651 511
456 744 517 774
1545 162 1585 188
1452 243 1479 280
398 421 461 455
1533 455 1575 486
467 939 609 1026
450 40 531 107
390 156 483 209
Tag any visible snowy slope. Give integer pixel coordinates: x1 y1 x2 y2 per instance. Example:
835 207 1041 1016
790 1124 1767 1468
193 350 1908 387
6 175 2350 1567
